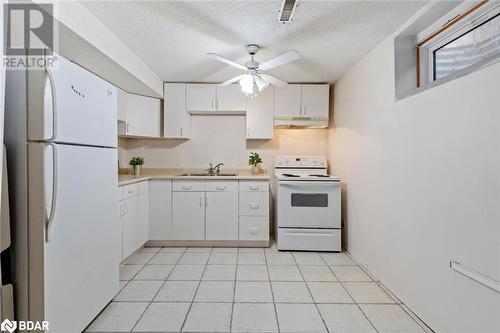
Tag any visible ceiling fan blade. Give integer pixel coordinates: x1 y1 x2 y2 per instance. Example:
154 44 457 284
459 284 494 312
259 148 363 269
206 53 247 70
260 74 288 87
259 50 301 71
220 74 246 87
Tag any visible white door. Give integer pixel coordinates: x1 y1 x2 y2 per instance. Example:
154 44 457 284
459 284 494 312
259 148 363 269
149 180 172 240
137 181 150 247
205 192 238 240
301 85 329 117
216 84 246 112
274 84 301 117
30 56 117 147
125 94 162 137
186 84 216 112
171 192 205 240
277 181 341 229
164 83 191 138
32 142 120 333
122 196 138 260
246 87 273 139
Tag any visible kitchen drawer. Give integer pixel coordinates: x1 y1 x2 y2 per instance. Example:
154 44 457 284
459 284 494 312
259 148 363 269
277 228 341 252
121 183 139 200
239 191 269 215
239 180 269 192
239 216 269 241
205 180 238 192
173 180 205 192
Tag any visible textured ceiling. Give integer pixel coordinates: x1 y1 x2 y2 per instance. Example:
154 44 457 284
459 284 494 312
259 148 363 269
82 0 426 83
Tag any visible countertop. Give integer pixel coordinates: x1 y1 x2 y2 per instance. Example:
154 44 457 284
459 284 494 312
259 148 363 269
118 168 270 186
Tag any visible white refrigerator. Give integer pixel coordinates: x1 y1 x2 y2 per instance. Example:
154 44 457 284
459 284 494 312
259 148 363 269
5 55 120 332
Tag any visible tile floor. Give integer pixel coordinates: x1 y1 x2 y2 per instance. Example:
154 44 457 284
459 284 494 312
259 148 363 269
86 244 432 333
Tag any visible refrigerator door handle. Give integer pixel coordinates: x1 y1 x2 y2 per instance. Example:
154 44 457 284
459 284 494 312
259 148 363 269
45 69 57 141
45 142 58 242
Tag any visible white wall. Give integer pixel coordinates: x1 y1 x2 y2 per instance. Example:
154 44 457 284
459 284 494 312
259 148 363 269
330 35 500 333
120 115 329 174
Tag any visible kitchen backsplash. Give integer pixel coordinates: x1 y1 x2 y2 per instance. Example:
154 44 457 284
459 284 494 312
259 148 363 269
118 115 329 174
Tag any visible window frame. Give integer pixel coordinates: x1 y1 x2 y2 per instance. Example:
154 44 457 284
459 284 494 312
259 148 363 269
417 1 500 87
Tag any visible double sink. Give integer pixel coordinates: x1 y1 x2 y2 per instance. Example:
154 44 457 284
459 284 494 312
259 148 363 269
178 172 237 177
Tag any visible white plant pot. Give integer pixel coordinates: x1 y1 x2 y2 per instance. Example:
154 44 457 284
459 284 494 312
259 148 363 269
251 165 260 175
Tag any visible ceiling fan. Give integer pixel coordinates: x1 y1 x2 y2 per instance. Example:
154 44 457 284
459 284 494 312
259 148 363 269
207 44 301 96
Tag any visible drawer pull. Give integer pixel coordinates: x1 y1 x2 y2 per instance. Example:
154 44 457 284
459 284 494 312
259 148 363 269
249 203 259 209
216 185 227 190
127 189 134 194
249 227 259 235
183 185 193 190
249 185 259 191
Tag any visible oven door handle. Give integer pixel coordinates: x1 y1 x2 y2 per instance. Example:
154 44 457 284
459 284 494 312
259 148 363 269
279 181 340 188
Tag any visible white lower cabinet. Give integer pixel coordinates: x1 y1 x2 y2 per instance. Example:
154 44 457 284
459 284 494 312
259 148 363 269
205 191 238 240
137 181 150 246
121 195 138 260
119 181 149 260
149 180 172 240
172 191 205 240
239 216 269 241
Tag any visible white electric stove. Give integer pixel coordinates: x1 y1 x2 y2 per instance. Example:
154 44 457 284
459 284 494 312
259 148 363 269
275 156 341 251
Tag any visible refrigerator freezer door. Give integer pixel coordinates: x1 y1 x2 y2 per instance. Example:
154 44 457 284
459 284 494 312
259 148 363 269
29 56 117 147
28 143 120 333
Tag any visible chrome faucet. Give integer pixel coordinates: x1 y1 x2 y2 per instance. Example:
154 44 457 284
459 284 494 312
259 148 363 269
208 162 224 175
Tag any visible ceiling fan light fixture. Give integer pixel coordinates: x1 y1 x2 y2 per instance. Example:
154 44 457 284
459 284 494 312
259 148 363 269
254 75 270 92
239 74 255 95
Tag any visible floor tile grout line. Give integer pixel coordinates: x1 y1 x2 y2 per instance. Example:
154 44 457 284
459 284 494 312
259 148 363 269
229 248 239 332
263 248 280 333
322 255 380 333
129 246 188 332
179 247 213 333
292 252 331 333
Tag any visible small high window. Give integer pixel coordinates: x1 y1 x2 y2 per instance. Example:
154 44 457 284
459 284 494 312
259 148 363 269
416 1 500 87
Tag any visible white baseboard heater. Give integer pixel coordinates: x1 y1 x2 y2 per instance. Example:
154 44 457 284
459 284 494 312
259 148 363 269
450 261 500 293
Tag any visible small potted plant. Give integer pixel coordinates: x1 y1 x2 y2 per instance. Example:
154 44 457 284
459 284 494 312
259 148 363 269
129 156 144 176
248 152 263 175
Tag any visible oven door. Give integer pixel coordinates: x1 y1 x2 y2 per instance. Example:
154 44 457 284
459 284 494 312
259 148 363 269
277 181 341 229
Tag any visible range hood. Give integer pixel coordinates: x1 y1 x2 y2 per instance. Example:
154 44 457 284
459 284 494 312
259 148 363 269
274 115 329 128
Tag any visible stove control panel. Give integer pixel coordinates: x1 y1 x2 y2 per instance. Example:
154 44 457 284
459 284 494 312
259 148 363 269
275 156 327 168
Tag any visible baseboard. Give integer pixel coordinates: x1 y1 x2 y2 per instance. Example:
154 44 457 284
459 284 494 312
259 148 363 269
146 239 270 247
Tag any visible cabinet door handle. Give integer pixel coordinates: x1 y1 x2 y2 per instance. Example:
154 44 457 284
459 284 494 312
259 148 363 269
200 196 203 207
249 203 259 209
180 127 183 136
128 189 134 194
304 106 307 114
183 185 192 190
211 100 214 109
249 227 259 235
249 185 259 191
205 196 208 207
216 185 227 191
126 123 130 133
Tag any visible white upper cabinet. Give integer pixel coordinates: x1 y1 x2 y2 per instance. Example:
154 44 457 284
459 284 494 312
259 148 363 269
301 84 329 118
117 88 127 122
164 83 191 139
186 84 217 112
216 84 246 112
122 93 162 138
274 84 301 117
186 83 246 113
246 87 274 139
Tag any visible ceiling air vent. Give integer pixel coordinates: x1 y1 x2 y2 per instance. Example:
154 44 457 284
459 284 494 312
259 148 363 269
278 0 298 23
